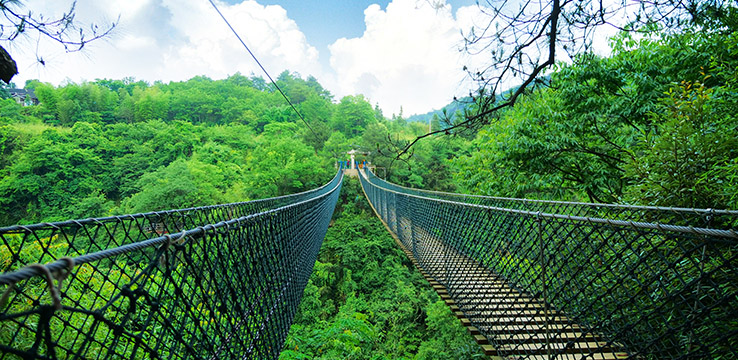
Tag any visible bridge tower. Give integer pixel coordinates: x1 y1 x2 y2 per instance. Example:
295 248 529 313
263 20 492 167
343 149 370 177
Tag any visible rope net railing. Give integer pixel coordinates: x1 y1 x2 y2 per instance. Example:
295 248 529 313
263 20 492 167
0 171 343 360
360 169 738 359
364 169 738 229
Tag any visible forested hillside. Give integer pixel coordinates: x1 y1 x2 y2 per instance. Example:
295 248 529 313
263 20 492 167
0 72 461 226
452 28 738 209
7 20 733 226
0 70 481 357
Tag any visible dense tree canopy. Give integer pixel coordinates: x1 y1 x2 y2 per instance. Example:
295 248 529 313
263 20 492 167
280 179 484 359
396 0 738 158
0 71 458 225
0 70 481 357
453 21 738 208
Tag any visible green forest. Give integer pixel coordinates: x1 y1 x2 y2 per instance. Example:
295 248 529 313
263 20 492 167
0 71 464 226
453 28 738 209
0 69 480 358
0 7 736 358
2 23 736 225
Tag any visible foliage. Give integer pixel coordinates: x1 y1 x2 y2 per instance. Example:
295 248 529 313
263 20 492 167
3 17 734 358
281 178 484 359
123 158 227 213
454 26 738 208
0 72 386 224
625 77 738 208
419 0 738 144
0 71 479 357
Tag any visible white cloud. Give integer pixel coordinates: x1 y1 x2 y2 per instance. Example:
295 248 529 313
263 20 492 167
117 35 157 51
327 0 479 115
12 0 322 86
10 0 486 116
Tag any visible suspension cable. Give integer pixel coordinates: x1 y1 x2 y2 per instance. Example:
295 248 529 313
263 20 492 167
207 0 316 137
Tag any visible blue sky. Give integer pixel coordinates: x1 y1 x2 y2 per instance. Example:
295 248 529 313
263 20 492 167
235 0 477 60
8 0 527 115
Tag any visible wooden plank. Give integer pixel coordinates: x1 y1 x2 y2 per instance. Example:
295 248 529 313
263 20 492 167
496 341 612 353
480 323 582 334
455 291 534 299
474 334 490 344
457 301 546 311
500 353 627 360
481 345 497 356
491 332 599 344
455 292 535 300
465 316 570 326
464 309 548 317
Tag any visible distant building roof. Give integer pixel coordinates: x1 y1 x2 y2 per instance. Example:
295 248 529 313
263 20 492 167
7 88 39 105
8 88 37 99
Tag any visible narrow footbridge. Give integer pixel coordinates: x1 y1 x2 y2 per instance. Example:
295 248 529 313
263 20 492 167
359 168 738 359
1 168 737 360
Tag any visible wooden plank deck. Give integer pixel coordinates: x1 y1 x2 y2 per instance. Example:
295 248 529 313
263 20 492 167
406 230 629 359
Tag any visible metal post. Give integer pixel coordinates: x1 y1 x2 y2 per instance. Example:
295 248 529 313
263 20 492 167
537 212 550 357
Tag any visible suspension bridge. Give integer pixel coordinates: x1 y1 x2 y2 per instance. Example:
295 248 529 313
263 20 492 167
0 167 736 359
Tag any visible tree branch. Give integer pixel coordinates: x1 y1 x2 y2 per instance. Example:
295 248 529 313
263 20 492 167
0 1 117 69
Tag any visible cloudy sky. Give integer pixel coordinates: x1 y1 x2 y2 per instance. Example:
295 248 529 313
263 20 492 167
8 0 619 116
6 0 502 116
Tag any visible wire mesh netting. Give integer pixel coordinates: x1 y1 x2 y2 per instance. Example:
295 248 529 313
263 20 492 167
363 169 738 230
360 169 738 360
0 171 343 360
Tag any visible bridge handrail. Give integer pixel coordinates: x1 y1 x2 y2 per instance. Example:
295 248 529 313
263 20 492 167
363 168 738 229
0 171 344 285
0 171 343 277
360 169 737 239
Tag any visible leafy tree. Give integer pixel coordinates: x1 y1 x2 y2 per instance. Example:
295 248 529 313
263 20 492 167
123 158 226 213
453 91 585 200
0 124 105 223
300 120 330 153
454 27 738 204
277 71 313 105
393 0 738 158
115 89 136 123
245 124 330 198
331 95 375 138
415 300 487 359
323 131 350 161
132 86 169 122
0 97 22 123
624 78 738 208
282 178 484 359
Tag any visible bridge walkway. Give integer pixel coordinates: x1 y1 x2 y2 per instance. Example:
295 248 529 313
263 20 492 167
366 187 627 359
408 225 626 359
